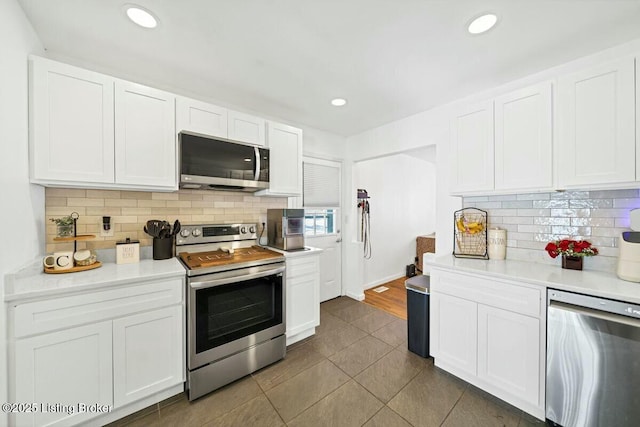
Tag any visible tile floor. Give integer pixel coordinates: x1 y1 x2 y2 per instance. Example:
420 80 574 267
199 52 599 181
111 297 546 427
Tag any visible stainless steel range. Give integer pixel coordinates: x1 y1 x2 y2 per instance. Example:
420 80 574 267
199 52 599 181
176 223 286 401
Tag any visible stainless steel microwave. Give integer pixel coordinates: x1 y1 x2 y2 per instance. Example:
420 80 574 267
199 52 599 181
179 132 269 192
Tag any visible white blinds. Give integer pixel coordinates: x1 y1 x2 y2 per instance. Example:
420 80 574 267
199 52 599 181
303 161 340 207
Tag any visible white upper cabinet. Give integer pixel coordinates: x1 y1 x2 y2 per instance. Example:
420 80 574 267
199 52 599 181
257 121 303 196
29 56 177 191
494 82 553 191
115 81 176 189
30 57 115 184
228 110 266 146
176 97 228 138
450 101 495 194
557 57 636 187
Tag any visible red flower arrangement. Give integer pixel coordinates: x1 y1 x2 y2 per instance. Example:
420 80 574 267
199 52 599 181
545 239 598 258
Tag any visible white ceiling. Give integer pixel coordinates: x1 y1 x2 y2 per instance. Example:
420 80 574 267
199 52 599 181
17 0 640 136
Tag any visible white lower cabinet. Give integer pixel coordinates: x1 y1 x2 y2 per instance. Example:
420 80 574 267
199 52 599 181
15 322 113 427
10 278 185 427
431 293 477 376
284 253 320 345
113 305 184 407
430 268 544 420
477 305 540 406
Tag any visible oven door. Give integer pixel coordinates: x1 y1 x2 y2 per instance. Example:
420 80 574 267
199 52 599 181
188 263 285 370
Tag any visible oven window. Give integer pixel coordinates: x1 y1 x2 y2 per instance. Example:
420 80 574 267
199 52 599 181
195 274 283 353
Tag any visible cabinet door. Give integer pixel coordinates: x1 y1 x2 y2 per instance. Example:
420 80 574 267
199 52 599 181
477 305 540 407
264 121 303 196
113 305 184 407
495 82 553 191
15 322 113 427
431 293 477 376
286 257 320 337
228 110 266 146
115 81 177 189
30 57 115 184
176 97 228 138
450 101 494 194
558 57 635 187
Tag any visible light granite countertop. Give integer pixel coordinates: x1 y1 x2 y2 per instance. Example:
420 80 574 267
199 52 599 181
429 255 640 305
4 258 186 303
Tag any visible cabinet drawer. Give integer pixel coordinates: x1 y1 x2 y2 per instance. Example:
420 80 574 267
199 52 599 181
14 279 183 338
432 270 541 318
286 256 318 279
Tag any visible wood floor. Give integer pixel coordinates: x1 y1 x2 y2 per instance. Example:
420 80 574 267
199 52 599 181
363 276 407 320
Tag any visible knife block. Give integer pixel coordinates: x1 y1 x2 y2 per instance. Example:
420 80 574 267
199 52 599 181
153 237 174 260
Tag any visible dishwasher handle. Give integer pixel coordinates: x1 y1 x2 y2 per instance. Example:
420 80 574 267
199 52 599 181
550 300 640 329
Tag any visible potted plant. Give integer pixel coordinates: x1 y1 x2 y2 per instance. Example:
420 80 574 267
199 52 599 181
50 215 74 237
544 239 598 270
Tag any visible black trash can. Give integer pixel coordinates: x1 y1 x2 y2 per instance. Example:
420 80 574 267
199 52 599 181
405 274 430 358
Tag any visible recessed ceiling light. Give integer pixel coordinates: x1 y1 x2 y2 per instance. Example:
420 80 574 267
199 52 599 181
125 5 158 29
467 13 498 35
331 98 347 107
243 158 252 162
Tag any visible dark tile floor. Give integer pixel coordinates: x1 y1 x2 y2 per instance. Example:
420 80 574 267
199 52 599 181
111 297 546 427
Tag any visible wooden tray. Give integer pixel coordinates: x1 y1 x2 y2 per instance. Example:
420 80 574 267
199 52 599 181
44 261 102 274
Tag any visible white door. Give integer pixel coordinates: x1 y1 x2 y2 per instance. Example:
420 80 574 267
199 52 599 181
15 321 113 427
494 81 553 192
450 100 494 194
265 121 303 196
30 56 115 185
114 81 177 189
477 305 540 407
557 56 635 187
176 97 228 138
227 110 266 146
303 157 342 302
113 305 184 407
431 292 478 376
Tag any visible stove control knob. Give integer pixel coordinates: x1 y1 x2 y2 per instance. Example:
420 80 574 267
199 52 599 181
180 229 190 238
249 226 256 233
241 227 247 234
192 229 202 237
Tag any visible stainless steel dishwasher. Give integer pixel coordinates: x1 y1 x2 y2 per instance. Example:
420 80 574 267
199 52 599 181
546 289 640 427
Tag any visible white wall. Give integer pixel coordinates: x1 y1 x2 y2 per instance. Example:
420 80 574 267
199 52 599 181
0 0 45 418
354 154 436 288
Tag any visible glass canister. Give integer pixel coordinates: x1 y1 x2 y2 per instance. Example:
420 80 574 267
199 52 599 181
488 228 507 260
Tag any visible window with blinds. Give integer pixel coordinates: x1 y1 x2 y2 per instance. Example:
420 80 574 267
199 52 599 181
303 161 340 208
303 159 340 236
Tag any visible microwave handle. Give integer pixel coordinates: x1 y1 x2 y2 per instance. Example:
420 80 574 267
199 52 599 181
254 147 260 181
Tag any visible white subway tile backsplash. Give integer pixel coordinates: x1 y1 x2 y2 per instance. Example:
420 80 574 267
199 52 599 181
518 208 551 217
503 216 534 225
590 189 638 199
550 208 591 218
571 217 615 227
517 193 550 201
533 199 569 208
550 191 590 199
534 217 570 226
501 201 533 209
569 199 613 208
591 227 627 237
551 226 591 237
612 198 640 208
615 218 631 228
589 209 630 218
488 195 517 202
518 224 552 234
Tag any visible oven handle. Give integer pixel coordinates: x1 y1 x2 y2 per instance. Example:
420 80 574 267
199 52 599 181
189 265 285 290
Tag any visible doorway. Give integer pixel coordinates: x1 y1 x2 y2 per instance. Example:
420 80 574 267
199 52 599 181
303 157 342 302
